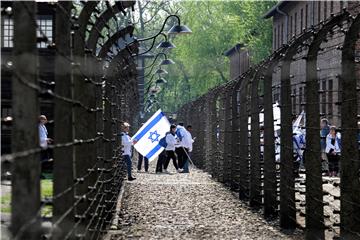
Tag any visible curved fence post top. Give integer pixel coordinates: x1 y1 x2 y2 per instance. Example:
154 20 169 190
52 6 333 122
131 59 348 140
87 1 136 52
307 12 350 58
97 25 136 59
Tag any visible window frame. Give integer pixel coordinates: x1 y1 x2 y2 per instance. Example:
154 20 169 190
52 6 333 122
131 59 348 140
1 16 14 48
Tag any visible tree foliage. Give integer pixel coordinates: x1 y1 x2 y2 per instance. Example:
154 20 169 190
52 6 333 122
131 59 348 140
134 0 276 113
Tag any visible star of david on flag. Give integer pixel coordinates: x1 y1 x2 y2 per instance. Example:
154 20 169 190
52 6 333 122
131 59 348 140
132 109 170 162
148 131 160 143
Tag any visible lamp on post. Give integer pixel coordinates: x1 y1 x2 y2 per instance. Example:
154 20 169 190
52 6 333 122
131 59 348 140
137 52 175 80
138 14 192 41
166 15 192 35
138 14 192 114
155 77 167 85
155 33 176 49
154 68 168 75
134 14 192 57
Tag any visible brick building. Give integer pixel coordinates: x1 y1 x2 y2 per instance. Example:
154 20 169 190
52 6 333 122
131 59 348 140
1 2 56 154
264 1 360 126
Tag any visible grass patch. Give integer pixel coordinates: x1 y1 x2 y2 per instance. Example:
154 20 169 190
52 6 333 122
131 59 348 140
1 194 11 213
41 179 53 197
1 179 53 215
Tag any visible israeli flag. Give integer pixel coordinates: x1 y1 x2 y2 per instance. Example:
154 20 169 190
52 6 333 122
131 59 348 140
132 109 170 162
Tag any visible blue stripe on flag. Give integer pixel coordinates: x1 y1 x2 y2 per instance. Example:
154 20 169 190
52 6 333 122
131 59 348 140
145 144 162 159
132 111 164 142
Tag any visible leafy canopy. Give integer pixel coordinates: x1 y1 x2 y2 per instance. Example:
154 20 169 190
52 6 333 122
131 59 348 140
136 0 275 113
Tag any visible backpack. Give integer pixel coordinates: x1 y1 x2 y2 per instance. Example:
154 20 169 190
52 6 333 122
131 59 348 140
176 128 183 141
159 132 170 148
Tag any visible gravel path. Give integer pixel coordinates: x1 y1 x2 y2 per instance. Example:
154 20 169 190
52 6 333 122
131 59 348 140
106 162 303 240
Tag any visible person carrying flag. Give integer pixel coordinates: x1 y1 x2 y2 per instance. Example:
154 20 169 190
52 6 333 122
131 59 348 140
132 109 171 162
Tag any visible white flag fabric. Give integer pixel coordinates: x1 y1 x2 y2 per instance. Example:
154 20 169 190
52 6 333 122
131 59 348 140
293 110 305 132
132 109 170 162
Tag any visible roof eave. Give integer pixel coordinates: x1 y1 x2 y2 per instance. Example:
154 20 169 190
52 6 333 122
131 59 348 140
263 1 287 19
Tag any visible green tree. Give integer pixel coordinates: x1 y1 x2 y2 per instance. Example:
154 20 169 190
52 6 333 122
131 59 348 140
157 1 275 112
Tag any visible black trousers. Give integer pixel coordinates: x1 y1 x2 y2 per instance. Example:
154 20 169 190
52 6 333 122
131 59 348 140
137 153 149 171
175 147 188 169
164 150 178 170
156 150 166 172
327 153 340 173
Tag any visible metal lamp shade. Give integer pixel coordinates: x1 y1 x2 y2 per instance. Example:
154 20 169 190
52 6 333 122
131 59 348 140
167 25 192 35
160 58 175 65
155 78 167 84
157 41 176 49
150 86 161 93
155 68 168 75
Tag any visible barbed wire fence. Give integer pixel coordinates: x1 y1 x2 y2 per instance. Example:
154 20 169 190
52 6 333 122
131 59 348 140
1 1 140 239
177 6 360 240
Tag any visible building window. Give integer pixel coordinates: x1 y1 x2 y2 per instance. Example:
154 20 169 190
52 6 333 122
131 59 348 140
1 107 12 118
273 26 277 50
318 1 322 23
2 15 53 49
321 80 327 114
300 8 303 32
330 1 334 13
37 16 53 48
2 16 13 48
294 12 297 35
324 1 327 20
305 4 308 28
328 79 333 115
340 1 344 11
278 25 281 48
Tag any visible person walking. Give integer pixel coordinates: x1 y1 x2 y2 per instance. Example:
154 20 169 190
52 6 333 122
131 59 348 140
163 125 179 173
175 123 193 173
325 126 341 177
320 118 330 175
38 115 53 149
293 129 305 178
175 123 188 170
120 122 136 181
181 125 194 173
39 115 53 178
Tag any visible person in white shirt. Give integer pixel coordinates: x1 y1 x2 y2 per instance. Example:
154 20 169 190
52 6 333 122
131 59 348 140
325 126 341 177
120 122 136 181
175 123 193 173
38 115 52 149
39 115 53 166
163 125 179 173
175 123 187 170
181 125 194 173
186 125 194 151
